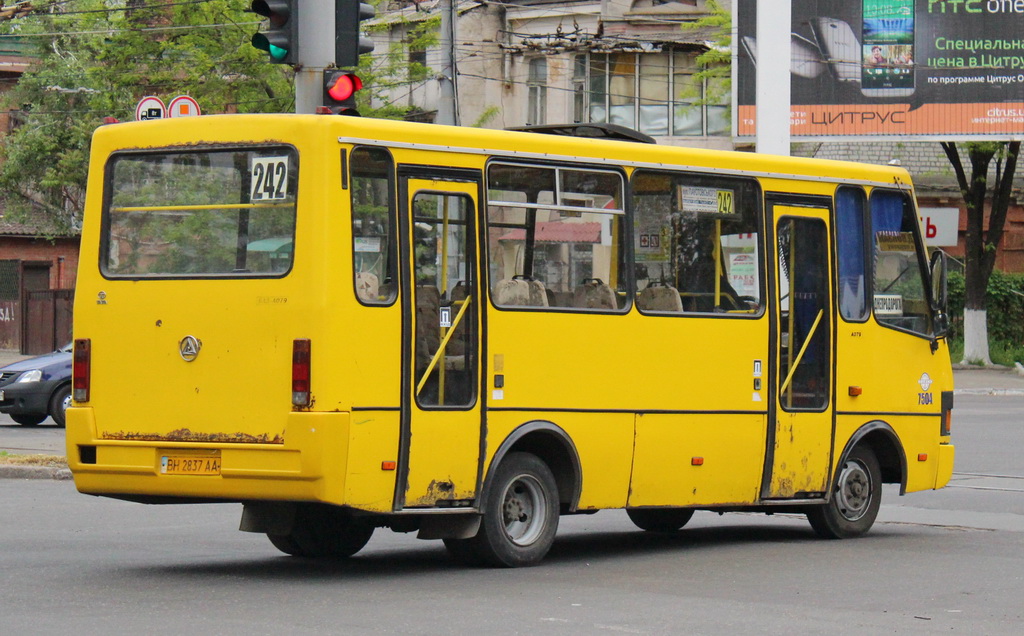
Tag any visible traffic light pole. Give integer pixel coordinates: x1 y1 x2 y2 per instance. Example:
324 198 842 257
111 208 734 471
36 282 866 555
295 0 334 114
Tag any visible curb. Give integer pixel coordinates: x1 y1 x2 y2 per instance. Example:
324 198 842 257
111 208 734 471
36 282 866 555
954 388 1024 397
0 465 72 480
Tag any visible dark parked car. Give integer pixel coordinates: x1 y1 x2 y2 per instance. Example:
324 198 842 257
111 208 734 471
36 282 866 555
0 343 72 427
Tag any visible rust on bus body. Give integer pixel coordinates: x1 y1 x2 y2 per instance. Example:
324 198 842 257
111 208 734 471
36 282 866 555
100 428 285 444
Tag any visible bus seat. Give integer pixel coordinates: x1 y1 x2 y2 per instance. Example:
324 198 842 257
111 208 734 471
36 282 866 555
355 272 379 302
493 277 548 307
637 284 683 313
573 278 616 309
551 290 574 307
527 279 548 307
415 285 441 369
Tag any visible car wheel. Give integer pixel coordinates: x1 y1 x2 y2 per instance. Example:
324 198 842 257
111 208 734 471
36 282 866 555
49 385 72 428
626 507 695 532
11 413 46 426
806 446 882 539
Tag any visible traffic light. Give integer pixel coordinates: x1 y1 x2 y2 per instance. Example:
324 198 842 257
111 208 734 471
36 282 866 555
250 0 298 65
323 70 363 116
335 0 375 68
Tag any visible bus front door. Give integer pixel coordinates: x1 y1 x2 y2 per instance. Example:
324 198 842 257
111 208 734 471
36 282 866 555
766 204 835 499
397 175 483 509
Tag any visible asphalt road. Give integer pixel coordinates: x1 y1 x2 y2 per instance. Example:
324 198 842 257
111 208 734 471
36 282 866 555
1 396 1022 634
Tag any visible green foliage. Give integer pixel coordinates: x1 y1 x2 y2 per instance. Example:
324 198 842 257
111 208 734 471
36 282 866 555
679 0 731 110
946 269 1024 363
0 0 295 233
472 106 501 128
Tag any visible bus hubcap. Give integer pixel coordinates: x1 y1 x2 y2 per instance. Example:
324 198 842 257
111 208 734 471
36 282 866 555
501 475 546 546
834 460 871 521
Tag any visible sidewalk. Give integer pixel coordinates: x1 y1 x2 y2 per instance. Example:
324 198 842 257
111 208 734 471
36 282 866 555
0 349 28 367
951 362 1024 396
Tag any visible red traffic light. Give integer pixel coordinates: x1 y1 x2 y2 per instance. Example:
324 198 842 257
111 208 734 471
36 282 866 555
326 72 362 102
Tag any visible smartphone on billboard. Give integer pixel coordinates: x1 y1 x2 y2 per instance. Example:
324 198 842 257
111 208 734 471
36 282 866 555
861 0 915 97
742 34 826 79
812 17 861 83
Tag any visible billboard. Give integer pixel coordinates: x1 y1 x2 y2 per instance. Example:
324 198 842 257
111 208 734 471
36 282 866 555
735 0 1024 140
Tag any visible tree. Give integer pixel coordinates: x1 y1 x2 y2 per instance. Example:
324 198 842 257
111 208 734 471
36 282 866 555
940 141 1021 365
680 0 730 114
0 0 295 234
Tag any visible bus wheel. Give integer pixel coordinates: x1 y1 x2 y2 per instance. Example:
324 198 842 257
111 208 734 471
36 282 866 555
626 508 695 532
464 452 560 567
267 504 374 558
807 446 881 539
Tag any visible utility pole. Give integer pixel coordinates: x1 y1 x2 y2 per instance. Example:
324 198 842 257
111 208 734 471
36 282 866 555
755 2 790 155
437 0 458 125
295 0 333 114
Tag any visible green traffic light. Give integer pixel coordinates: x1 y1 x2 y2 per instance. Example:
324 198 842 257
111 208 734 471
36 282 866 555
251 33 289 62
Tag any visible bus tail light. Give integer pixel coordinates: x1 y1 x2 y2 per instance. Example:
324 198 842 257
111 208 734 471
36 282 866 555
292 339 311 407
73 338 91 402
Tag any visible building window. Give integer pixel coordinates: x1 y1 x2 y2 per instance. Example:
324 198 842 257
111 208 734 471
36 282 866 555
408 47 427 82
577 51 727 137
527 57 547 125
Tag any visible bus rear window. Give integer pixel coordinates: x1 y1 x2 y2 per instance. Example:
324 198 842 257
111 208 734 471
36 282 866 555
102 147 298 278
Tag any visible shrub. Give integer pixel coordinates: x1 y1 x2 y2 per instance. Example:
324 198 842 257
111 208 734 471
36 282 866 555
946 270 1024 363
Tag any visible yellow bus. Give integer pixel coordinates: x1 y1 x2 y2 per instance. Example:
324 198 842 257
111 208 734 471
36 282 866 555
68 115 955 567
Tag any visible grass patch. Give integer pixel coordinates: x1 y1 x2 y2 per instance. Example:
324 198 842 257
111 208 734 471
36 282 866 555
947 338 1024 366
0 451 68 468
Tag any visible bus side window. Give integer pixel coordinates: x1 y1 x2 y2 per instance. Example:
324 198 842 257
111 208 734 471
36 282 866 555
632 170 762 315
836 186 869 322
486 162 627 311
350 147 397 305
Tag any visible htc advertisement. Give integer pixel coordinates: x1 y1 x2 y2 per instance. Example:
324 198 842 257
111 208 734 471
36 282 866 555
735 0 1024 139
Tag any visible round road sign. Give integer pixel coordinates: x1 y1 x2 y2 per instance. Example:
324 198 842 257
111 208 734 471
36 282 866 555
168 95 201 118
135 96 166 121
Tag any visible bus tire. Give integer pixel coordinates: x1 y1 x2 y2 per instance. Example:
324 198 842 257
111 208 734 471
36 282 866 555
466 452 560 567
806 446 882 539
442 537 486 566
626 508 695 532
267 504 374 558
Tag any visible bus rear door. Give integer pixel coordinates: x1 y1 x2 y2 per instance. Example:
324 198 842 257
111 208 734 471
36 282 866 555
397 172 483 509
766 202 835 499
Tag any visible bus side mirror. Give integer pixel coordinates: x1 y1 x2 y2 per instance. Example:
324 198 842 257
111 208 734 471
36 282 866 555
929 250 949 339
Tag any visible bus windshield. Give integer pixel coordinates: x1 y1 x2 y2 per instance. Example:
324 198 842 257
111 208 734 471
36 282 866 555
102 146 298 278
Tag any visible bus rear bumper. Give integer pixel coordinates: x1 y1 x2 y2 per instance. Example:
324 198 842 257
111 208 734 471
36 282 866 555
65 407 350 505
935 442 955 489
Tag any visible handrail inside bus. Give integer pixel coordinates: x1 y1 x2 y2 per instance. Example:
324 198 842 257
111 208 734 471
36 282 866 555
486 199 625 216
779 309 824 398
416 296 472 397
110 203 294 213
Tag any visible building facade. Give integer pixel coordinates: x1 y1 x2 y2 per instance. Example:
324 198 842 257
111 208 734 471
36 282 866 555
370 0 732 149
